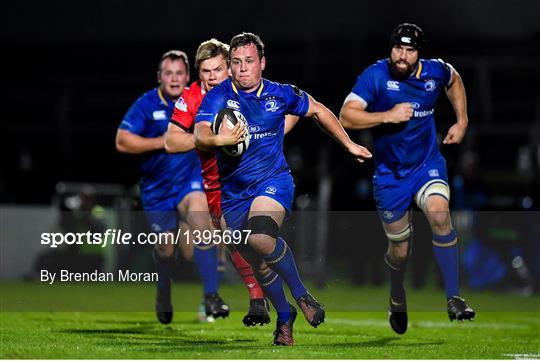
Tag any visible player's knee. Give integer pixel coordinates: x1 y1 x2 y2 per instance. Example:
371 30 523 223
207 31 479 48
247 215 279 238
387 242 409 264
428 210 451 234
246 215 279 253
155 243 175 259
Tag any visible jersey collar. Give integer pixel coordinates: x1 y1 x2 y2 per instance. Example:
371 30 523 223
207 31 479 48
157 88 175 108
231 79 265 97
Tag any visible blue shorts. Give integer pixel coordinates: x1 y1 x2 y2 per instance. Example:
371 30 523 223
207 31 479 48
141 170 204 232
222 173 295 231
373 156 448 224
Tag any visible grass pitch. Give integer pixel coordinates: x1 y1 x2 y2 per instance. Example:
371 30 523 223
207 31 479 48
1 282 539 359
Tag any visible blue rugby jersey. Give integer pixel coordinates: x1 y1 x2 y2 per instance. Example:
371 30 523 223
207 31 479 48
195 78 309 199
118 87 202 201
350 58 453 178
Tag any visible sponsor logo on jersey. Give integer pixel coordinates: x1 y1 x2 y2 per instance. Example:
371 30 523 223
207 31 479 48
151 223 162 232
175 97 188 112
252 131 277 140
387 81 400 91
383 211 394 220
152 110 167 120
227 99 240 109
265 99 280 112
425 79 436 92
410 102 420 109
413 109 434 117
247 283 256 288
265 186 277 195
248 125 261 133
428 169 440 177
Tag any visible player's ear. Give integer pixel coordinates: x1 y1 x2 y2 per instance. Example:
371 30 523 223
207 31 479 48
261 56 266 71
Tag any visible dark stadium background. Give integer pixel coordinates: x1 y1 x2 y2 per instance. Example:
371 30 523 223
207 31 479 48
2 0 540 291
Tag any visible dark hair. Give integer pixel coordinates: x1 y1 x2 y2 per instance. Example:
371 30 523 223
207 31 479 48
195 39 229 69
229 32 265 60
158 50 190 74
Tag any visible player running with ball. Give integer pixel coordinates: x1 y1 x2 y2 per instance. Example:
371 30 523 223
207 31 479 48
165 38 298 326
194 32 372 345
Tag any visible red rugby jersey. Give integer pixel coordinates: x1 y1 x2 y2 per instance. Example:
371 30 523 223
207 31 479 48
170 81 221 191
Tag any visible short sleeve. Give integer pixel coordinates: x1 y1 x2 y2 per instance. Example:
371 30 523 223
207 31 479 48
350 67 377 107
118 98 146 135
434 58 454 86
170 95 194 132
195 87 225 125
282 84 310 116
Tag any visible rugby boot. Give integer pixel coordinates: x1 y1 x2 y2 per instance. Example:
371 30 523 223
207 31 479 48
155 291 173 324
295 293 325 327
243 298 271 326
204 292 230 319
273 304 297 346
388 297 408 334
447 296 475 321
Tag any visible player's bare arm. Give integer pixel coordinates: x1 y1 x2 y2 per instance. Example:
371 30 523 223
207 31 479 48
305 95 372 163
194 119 245 150
284 115 300 134
339 100 413 130
115 129 164 154
164 123 196 153
443 69 469 145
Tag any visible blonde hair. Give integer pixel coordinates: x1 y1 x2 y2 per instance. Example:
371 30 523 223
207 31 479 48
195 39 229 69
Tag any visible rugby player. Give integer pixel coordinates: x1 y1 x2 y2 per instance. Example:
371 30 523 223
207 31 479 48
339 23 476 335
115 50 229 325
194 32 372 345
165 38 300 326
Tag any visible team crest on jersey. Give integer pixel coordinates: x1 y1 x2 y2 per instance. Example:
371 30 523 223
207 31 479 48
425 79 436 92
227 99 240 109
428 169 440 177
265 99 280 112
152 110 167 120
175 97 188 112
265 186 277 195
386 81 400 91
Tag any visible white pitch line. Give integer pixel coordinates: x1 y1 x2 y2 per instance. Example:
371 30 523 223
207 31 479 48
502 353 540 360
327 318 529 330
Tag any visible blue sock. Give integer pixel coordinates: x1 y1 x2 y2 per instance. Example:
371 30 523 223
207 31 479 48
432 230 460 298
193 245 219 296
260 270 291 322
217 257 226 286
262 237 307 300
152 248 172 295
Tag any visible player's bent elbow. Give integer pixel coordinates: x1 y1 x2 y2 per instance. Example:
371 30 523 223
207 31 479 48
338 111 354 129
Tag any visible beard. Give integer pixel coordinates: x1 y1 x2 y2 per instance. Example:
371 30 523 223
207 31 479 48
388 59 417 80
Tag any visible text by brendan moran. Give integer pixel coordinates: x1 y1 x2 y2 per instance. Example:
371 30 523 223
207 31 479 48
40 269 158 284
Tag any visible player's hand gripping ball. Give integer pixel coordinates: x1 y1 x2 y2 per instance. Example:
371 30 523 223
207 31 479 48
212 108 250 157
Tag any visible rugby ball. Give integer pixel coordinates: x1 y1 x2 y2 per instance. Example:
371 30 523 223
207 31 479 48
212 108 250 157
